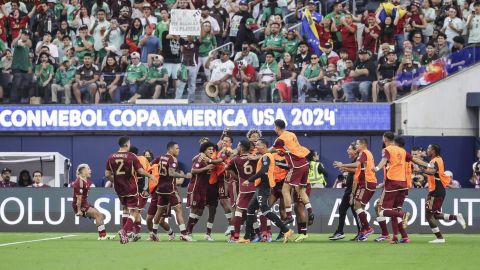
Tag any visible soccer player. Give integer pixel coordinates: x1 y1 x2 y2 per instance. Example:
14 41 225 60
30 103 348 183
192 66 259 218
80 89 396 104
153 141 193 241
412 144 466 243
186 141 216 239
129 146 151 238
227 140 259 242
373 132 411 244
271 119 314 226
105 136 154 244
268 152 288 242
72 164 114 240
334 138 376 241
238 139 294 244
329 142 361 241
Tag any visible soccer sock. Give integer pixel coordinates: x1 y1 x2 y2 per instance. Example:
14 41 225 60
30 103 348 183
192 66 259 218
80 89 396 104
305 203 313 215
298 222 307 235
233 212 243 238
391 217 399 239
377 217 389 236
225 212 232 223
152 223 159 234
356 209 370 231
253 221 260 236
260 215 268 234
431 227 443 239
382 209 404 218
286 207 293 219
187 213 199 234
122 214 128 226
123 216 135 233
133 221 141 234
265 212 288 233
443 214 457 221
397 217 408 239
97 224 106 237
206 222 213 235
266 220 272 233
245 214 256 240
179 224 187 235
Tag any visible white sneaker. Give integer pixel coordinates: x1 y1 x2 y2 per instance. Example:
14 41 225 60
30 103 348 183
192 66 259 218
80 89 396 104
457 213 466 229
204 234 215 241
230 99 236 104
168 232 176 241
98 234 115 240
180 234 194 242
225 227 231 236
242 99 248 104
429 238 446 244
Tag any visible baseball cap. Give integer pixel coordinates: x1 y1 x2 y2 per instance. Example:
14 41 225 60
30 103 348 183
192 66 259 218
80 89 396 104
47 0 56 3
358 48 369 54
143 3 152 9
323 42 332 49
201 5 209 10
387 49 396 55
246 18 255 25
120 6 130 12
239 0 248 5
131 52 140 58
21 29 30 35
1 168 11 174
307 0 317 5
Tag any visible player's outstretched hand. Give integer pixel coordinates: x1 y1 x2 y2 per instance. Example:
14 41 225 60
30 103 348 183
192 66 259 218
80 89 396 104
333 161 343 168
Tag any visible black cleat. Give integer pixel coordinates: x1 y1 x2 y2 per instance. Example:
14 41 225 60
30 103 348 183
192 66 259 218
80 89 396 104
283 217 295 226
308 213 315 226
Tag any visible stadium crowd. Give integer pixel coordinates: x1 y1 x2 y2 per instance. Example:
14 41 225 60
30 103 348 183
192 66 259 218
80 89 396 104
0 0 479 104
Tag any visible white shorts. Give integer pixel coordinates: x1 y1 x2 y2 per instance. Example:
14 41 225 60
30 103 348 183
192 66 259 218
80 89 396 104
163 63 181 80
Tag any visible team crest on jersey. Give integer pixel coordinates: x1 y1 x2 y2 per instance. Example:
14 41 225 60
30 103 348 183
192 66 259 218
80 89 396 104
172 163 177 168
79 189 83 194
195 163 200 168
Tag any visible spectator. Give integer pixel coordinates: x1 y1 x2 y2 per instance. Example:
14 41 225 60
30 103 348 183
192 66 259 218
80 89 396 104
89 9 110 56
284 29 301 58
98 55 121 103
0 49 12 103
0 168 16 188
323 63 343 102
248 51 278 103
161 30 182 95
72 53 100 104
11 29 32 104
297 53 324 102
319 42 340 67
234 43 260 69
125 18 143 51
118 6 132 32
261 22 285 60
372 50 398 102
139 24 160 63
380 16 395 45
234 18 258 53
229 0 253 43
337 13 358 61
155 8 170 49
442 7 464 44
32 2 57 42
342 49 376 102
336 49 350 76
362 14 381 55
3 4 36 42
333 174 347 188
232 59 257 104
210 0 230 45
140 3 158 26
436 33 451 57
72 5 91 30
422 0 437 43
420 43 440 66
471 149 480 188
315 18 336 49
295 41 311 70
128 54 168 103
120 52 148 102
200 5 220 35
52 57 76 104
75 25 95 63
35 32 59 60
444 170 461 188
409 1 428 32
274 52 297 103
29 171 50 188
34 52 55 103
411 31 427 58
17 170 32 187
199 21 217 79
451 35 465 53
396 53 420 94
205 49 235 103
176 35 200 103
466 2 480 45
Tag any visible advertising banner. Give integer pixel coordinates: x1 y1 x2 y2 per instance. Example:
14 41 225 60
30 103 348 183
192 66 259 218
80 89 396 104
0 104 391 132
1 189 478 233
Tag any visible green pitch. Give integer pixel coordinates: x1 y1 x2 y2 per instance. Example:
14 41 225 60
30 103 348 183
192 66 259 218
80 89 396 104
1 233 479 270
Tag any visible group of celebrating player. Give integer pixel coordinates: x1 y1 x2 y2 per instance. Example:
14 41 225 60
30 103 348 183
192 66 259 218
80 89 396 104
71 121 467 245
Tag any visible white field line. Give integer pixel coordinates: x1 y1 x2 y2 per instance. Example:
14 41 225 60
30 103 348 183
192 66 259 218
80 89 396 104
0 234 77 247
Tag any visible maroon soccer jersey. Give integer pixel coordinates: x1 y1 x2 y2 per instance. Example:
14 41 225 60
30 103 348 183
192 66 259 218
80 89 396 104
191 155 210 186
106 151 142 197
156 153 178 194
71 178 93 207
228 155 257 193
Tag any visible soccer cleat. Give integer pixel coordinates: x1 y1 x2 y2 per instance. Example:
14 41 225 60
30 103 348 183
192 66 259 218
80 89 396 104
131 233 141 242
457 213 467 229
389 237 399 244
238 238 251 244
224 227 231 236
275 232 285 241
403 212 411 229
363 228 374 238
294 234 308 243
350 234 361 241
429 238 446 244
329 233 345 241
398 238 411 244
307 213 315 226
98 234 115 241
283 229 294 243
227 236 238 243
374 235 390 242
357 233 368 242
180 234 194 242
168 232 176 241
251 234 261 243
204 234 215 242
283 217 295 226
148 233 159 242
118 229 129 244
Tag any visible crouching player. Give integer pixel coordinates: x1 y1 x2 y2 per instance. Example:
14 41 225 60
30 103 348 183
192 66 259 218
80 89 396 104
72 164 114 240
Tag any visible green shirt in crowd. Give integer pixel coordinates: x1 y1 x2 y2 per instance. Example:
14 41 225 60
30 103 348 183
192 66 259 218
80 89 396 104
155 20 169 49
261 7 283 23
35 63 54 86
263 34 285 59
11 40 31 72
54 66 77 86
304 64 321 79
284 38 300 57
125 63 148 83
199 34 217 57
75 36 95 61
146 66 168 82
324 11 345 42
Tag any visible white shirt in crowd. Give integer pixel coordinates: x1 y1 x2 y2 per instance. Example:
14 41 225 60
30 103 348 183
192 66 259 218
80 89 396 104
200 16 221 33
209 59 235 81
35 42 59 58
468 15 480 43
89 19 110 51
442 17 463 43
140 16 158 26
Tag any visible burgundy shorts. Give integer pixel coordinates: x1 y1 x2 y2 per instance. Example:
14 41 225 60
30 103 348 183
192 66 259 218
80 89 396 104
72 202 92 217
426 195 445 213
271 182 284 199
293 183 311 204
187 180 207 209
217 178 229 199
227 181 239 208
206 182 219 207
119 194 140 209
147 192 159 216
138 195 149 210
236 192 255 210
354 186 375 205
379 189 407 210
285 165 309 186
157 191 181 207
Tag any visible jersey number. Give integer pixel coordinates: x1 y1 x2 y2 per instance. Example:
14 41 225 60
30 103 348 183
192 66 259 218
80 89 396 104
159 161 168 176
244 162 253 175
115 159 125 175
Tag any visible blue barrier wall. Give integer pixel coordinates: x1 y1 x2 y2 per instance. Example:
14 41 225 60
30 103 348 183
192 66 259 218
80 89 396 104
0 135 476 187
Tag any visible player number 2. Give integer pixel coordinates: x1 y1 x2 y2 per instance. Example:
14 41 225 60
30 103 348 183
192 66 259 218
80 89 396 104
115 159 125 175
244 163 253 175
